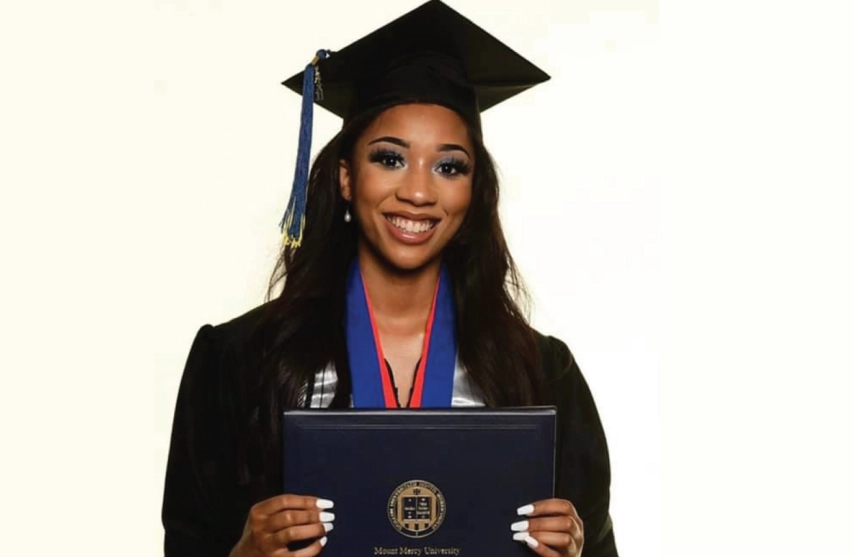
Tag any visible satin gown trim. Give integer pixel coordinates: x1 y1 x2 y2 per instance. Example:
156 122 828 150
303 356 485 408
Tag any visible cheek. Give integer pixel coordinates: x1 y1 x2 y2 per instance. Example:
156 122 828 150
444 181 473 215
352 167 395 206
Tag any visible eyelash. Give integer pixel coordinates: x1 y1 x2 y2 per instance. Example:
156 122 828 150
368 148 472 177
369 148 405 169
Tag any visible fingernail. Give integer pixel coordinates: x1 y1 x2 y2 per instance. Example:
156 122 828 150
320 536 328 547
525 535 539 549
316 499 334 509
323 522 334 533
320 512 335 522
511 520 529 532
517 504 534 516
513 532 528 541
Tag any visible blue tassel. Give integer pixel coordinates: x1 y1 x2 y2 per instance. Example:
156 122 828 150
280 49 330 248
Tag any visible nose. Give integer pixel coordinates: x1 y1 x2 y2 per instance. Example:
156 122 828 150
395 161 438 206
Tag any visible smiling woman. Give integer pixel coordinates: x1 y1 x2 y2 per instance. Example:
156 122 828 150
161 2 618 557
341 104 474 273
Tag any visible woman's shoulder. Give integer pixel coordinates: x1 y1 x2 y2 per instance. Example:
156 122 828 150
529 328 605 416
185 301 278 355
177 301 279 387
198 300 278 343
530 328 581 382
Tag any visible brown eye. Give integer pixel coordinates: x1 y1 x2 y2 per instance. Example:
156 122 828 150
369 149 405 169
436 158 472 176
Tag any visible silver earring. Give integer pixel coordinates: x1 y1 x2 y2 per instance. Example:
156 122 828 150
344 208 352 222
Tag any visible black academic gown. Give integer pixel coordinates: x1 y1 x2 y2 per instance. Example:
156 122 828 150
161 303 618 556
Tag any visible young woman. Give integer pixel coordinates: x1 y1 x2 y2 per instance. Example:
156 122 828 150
161 2 618 557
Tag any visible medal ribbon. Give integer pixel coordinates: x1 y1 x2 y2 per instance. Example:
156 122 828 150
345 260 457 408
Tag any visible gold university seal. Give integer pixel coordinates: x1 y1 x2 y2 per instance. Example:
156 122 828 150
387 479 446 538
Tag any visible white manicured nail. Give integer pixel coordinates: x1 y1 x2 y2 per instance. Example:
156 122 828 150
513 532 528 541
320 512 335 522
517 504 534 516
320 536 328 546
323 522 334 532
525 535 539 549
316 499 334 509
511 520 529 532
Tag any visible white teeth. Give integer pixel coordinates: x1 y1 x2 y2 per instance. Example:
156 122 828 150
388 216 435 234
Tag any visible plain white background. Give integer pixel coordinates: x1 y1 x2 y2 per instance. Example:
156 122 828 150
1 0 851 556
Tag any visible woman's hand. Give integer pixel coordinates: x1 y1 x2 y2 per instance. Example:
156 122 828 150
511 499 584 557
230 495 335 557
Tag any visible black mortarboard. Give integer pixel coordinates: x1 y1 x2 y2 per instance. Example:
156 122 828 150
278 0 550 247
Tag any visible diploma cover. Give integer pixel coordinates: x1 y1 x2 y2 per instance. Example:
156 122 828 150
282 407 556 557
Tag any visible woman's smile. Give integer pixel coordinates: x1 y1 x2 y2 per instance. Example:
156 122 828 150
383 213 440 244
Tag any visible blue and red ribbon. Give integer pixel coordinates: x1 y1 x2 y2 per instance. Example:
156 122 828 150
345 261 457 408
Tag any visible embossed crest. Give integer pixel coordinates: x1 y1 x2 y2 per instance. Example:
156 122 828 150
387 480 446 538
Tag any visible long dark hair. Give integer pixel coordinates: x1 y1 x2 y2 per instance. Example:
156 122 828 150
240 102 548 496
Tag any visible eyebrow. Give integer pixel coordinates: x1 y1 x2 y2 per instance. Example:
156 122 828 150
367 136 471 158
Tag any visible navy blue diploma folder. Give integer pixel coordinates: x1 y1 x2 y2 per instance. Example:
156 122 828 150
282 407 556 557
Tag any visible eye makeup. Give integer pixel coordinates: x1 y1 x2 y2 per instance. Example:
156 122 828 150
435 156 472 177
367 147 472 177
368 147 405 168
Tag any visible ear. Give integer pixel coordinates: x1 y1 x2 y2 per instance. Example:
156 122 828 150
339 159 352 202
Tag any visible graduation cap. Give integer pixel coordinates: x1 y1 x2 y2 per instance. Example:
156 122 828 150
278 0 550 247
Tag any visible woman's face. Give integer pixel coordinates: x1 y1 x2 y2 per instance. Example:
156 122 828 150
340 103 474 272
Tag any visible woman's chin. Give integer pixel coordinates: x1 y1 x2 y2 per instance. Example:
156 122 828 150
365 242 442 274
383 251 437 273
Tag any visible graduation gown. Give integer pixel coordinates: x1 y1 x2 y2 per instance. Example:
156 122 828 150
161 303 619 556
